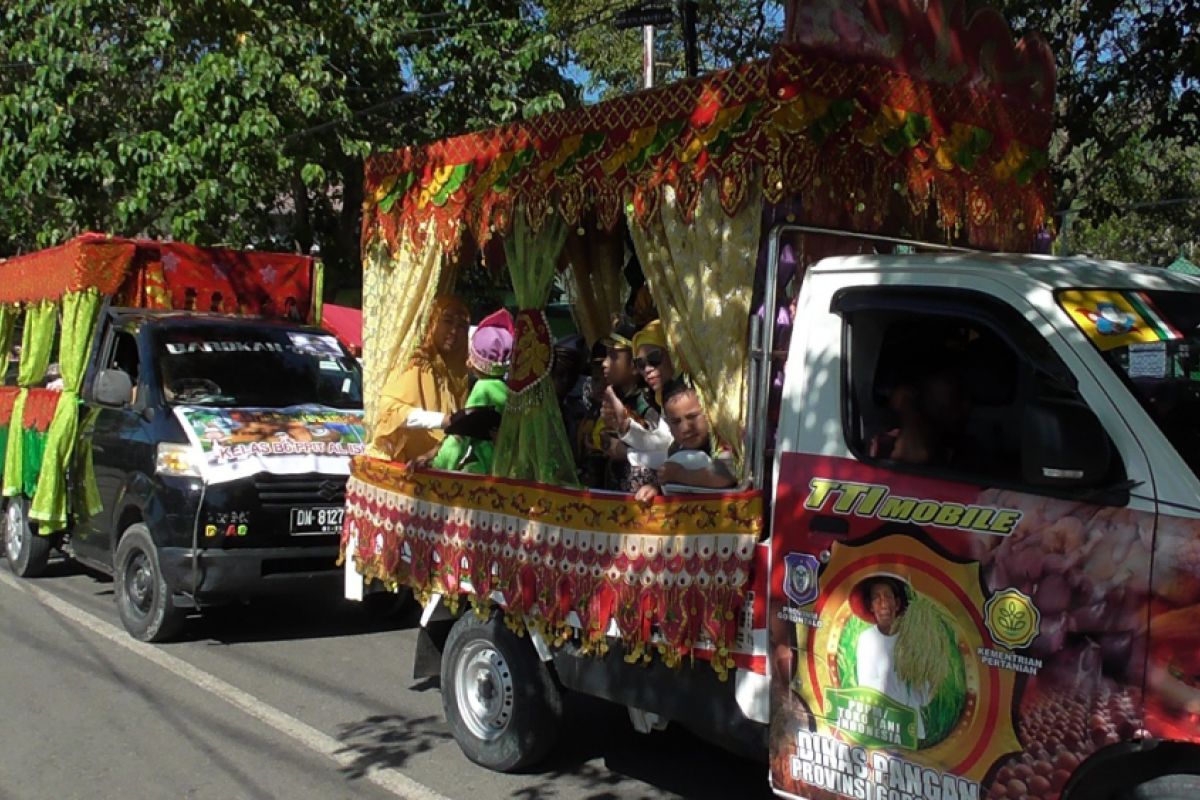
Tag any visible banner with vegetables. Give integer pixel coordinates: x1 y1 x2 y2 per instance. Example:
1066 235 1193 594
769 455 1161 800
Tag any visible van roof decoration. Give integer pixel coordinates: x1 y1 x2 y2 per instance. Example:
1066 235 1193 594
0 233 320 322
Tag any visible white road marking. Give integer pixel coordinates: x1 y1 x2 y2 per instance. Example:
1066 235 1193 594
0 569 453 800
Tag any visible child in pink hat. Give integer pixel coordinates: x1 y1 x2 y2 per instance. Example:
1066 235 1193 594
432 309 513 474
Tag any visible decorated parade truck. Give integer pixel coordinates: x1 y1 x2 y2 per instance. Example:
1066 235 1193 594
1 234 366 641
341 1 1200 797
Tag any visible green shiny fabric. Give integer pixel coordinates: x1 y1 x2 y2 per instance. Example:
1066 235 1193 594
21 428 47 498
0 306 16 487
432 378 509 474
0 306 17 384
32 290 105 529
3 301 57 497
312 260 325 324
492 211 578 487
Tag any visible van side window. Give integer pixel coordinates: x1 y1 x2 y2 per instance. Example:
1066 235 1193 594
107 331 141 404
839 290 1125 493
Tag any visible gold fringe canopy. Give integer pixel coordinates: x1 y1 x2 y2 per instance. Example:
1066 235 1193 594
362 0 1054 258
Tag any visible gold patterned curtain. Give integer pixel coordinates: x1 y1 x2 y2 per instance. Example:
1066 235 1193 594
561 225 625 346
361 233 447 444
627 176 763 469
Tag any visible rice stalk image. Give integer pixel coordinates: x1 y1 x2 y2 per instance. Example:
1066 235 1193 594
836 575 967 748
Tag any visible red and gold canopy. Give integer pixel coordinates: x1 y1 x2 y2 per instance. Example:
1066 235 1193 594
0 233 320 321
364 0 1055 255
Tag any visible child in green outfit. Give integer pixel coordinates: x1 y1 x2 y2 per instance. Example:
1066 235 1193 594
431 309 513 474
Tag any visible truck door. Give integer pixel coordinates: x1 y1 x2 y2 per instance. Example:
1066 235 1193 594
71 328 149 568
767 284 1155 800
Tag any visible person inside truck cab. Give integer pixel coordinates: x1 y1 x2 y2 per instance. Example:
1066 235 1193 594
372 295 471 464
634 378 736 504
107 332 141 403
601 318 673 492
870 368 974 468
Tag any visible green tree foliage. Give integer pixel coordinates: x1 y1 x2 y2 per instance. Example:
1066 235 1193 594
0 0 571 292
547 0 1198 263
3 1 1195 281
544 1 783 97
1060 133 1200 265
991 0 1199 263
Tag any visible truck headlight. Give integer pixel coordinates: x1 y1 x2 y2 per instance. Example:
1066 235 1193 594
156 443 203 477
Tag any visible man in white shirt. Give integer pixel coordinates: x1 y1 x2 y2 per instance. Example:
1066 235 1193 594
855 576 930 741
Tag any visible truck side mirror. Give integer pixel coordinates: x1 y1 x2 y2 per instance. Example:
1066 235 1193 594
94 369 133 406
1021 398 1111 487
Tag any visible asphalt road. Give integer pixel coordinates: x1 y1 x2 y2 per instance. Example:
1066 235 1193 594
0 556 771 800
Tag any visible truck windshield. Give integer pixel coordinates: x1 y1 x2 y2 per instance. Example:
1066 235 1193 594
1060 288 1200 476
153 325 362 409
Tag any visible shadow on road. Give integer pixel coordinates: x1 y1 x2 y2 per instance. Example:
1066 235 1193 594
6 553 94 580
335 712 453 777
531 693 771 800
333 692 771 800
188 594 421 645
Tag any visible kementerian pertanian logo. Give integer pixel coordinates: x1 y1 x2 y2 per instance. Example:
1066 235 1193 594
983 588 1040 649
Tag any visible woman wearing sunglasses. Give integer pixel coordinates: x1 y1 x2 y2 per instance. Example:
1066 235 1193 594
600 319 675 492
632 331 671 406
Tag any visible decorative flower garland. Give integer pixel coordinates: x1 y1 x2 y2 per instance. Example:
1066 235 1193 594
341 456 763 677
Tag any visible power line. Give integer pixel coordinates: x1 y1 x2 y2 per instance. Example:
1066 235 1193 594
283 92 410 143
1055 196 1200 216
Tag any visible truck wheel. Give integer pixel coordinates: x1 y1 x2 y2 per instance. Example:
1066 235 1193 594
114 523 186 642
4 496 50 578
1126 774 1200 799
441 612 563 772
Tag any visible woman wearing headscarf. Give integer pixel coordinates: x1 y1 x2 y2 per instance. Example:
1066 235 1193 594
372 295 471 464
630 318 674 407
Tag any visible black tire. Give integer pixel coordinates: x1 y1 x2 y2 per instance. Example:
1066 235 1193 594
441 611 563 772
114 523 186 642
3 496 50 578
1126 774 1200 800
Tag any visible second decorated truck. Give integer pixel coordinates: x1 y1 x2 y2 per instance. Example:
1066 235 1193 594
1 234 365 641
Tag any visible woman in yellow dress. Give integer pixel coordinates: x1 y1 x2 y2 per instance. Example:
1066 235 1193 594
372 295 471 464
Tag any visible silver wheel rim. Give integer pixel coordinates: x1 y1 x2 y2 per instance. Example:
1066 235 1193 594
5 500 26 563
124 551 155 616
454 639 514 742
